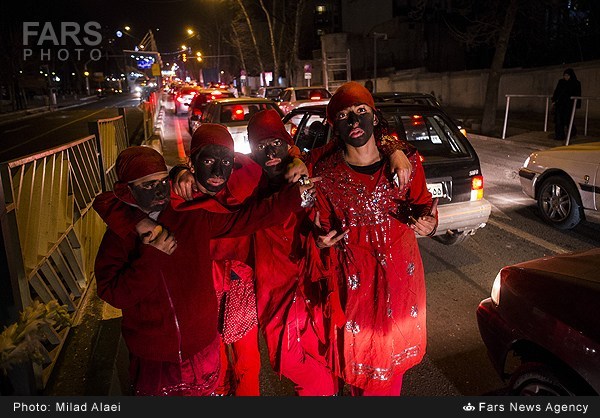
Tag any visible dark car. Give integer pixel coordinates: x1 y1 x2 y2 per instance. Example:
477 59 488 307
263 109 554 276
476 247 600 395
187 88 235 134
282 103 491 245
371 91 442 108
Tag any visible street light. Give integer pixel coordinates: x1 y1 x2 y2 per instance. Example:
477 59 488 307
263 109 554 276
372 32 387 93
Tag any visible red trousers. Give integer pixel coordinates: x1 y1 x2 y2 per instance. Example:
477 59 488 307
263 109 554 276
217 325 261 396
279 296 337 396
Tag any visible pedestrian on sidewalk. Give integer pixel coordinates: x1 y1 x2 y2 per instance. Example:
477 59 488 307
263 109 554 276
551 68 581 141
93 144 315 396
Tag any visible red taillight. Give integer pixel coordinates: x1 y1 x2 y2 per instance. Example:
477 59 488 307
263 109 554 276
232 105 245 121
290 123 298 137
471 175 484 200
193 108 202 116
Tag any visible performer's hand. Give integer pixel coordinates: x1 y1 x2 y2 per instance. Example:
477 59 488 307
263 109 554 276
142 225 177 255
314 210 347 249
136 218 160 240
390 149 411 190
411 198 439 237
285 157 309 183
172 169 199 201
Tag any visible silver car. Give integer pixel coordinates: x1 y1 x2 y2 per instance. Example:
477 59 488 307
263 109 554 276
518 141 600 229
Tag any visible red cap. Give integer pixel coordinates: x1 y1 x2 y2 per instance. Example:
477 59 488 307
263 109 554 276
247 109 293 146
115 146 167 183
113 146 168 206
190 123 234 156
326 81 376 125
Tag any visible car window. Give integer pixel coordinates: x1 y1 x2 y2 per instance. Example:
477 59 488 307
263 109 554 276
294 89 331 100
383 111 471 160
281 91 292 101
218 102 280 123
293 114 329 152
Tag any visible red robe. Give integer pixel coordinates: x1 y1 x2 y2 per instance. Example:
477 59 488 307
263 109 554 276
94 184 301 364
309 150 434 393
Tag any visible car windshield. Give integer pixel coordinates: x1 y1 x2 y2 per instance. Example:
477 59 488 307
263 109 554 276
219 102 280 122
295 89 331 100
381 109 471 160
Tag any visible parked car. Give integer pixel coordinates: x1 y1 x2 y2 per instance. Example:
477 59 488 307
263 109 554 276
173 85 202 115
197 97 284 154
518 141 600 229
372 91 442 108
476 247 600 395
281 103 491 245
256 86 285 103
277 86 332 115
187 88 235 134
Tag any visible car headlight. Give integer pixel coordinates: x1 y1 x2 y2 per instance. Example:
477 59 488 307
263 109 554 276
490 271 502 306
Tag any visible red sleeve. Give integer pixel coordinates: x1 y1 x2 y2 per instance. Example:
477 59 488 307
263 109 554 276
208 182 303 239
94 230 167 309
93 192 147 239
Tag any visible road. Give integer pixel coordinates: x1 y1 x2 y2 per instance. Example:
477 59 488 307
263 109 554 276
4 98 599 396
0 94 145 163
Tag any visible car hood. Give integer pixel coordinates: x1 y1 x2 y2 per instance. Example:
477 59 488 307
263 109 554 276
510 247 600 284
533 142 600 165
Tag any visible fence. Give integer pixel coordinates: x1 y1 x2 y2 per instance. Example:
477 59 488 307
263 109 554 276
0 107 139 394
500 94 600 143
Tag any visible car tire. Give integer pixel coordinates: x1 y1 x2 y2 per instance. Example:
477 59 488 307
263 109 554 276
509 363 575 396
433 230 469 246
537 175 583 230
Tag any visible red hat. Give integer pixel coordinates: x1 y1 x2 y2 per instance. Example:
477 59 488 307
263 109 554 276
116 146 168 183
113 146 168 205
190 123 234 157
247 109 293 146
326 81 376 125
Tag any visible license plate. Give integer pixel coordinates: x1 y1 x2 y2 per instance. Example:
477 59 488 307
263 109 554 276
427 182 446 198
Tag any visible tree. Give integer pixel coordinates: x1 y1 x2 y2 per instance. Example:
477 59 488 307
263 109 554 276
446 0 520 135
235 0 266 87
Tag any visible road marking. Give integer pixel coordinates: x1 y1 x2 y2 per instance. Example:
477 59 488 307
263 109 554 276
487 218 571 254
1 108 109 154
3 124 30 133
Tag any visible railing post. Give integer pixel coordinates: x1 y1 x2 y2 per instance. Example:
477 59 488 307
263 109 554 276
565 98 578 146
544 97 549 132
584 98 589 136
502 95 510 139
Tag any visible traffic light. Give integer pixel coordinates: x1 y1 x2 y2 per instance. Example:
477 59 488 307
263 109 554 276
182 53 187 62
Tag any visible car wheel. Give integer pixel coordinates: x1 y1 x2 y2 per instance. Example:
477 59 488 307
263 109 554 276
433 230 469 246
537 175 583 230
509 363 574 396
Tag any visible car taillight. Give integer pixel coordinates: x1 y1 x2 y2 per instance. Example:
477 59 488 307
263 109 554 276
310 95 322 100
471 175 484 200
289 123 298 137
232 105 245 121
193 108 202 116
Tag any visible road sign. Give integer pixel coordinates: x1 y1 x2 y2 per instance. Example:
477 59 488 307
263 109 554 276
304 72 312 79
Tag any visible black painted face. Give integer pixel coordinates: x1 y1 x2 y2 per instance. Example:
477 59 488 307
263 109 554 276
192 144 234 194
250 138 289 178
129 174 171 213
334 104 376 148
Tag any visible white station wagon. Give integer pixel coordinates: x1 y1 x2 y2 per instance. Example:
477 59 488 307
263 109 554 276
518 141 600 229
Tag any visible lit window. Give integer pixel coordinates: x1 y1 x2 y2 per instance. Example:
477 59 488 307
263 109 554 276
316 5 327 13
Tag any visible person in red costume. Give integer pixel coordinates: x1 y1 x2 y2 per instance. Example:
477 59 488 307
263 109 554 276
308 81 439 396
244 109 338 395
93 142 314 396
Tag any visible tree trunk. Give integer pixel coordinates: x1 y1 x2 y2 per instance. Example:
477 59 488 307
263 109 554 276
236 0 266 87
481 0 519 135
259 0 279 86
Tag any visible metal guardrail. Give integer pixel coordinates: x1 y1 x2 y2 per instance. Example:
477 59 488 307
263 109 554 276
0 94 160 394
502 94 600 144
0 135 107 390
